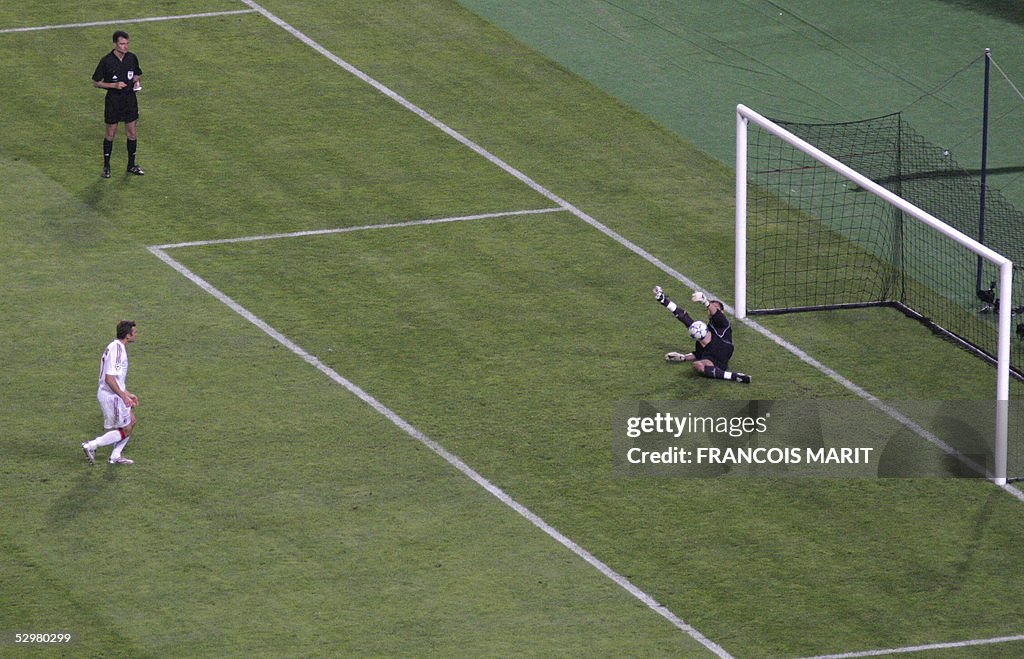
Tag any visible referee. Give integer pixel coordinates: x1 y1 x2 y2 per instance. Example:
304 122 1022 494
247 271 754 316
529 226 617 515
92 30 144 178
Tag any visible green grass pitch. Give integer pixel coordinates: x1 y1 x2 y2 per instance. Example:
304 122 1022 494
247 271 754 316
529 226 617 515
4 1 1024 656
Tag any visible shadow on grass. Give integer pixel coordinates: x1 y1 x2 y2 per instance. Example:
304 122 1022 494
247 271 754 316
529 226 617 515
48 465 120 525
939 0 1024 25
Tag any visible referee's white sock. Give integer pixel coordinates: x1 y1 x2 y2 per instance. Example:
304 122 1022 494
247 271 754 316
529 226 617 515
84 429 121 450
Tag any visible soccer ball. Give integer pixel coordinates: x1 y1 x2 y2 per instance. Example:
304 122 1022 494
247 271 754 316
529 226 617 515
689 320 708 341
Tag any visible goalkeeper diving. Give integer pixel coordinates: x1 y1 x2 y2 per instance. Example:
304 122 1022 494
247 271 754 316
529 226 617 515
653 286 751 384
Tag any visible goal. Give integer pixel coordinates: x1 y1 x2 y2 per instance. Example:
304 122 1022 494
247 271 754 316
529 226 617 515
734 104 1012 483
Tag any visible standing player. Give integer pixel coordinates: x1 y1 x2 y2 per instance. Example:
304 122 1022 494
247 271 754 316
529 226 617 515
653 286 751 384
82 321 140 465
92 30 144 178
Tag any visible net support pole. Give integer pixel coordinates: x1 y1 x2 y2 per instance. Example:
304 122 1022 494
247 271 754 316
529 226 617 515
977 47 992 291
735 110 748 319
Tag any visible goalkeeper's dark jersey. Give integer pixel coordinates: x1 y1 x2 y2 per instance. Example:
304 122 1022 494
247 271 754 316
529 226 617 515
675 307 735 369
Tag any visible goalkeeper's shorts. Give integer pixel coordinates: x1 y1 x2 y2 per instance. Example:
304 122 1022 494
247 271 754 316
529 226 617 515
698 340 734 370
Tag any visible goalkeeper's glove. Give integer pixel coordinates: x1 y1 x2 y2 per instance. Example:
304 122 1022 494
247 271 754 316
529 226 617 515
691 291 710 307
654 285 679 312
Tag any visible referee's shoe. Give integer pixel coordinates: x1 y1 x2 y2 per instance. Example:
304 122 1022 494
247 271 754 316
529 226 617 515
126 164 145 176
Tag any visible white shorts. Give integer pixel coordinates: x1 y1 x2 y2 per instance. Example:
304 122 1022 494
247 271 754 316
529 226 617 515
98 390 132 430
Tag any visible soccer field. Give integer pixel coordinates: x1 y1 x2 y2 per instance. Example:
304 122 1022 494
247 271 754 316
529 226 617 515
4 1 1024 656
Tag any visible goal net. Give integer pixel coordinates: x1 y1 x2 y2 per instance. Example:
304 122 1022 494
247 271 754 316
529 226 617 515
734 104 1013 482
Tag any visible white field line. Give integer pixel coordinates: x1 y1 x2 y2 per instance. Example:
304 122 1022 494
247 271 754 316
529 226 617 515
149 207 564 250
797 633 1024 658
146 243 733 659
0 9 256 34
235 0 1024 502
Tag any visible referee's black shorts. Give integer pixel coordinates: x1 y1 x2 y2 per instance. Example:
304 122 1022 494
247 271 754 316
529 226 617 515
104 93 139 125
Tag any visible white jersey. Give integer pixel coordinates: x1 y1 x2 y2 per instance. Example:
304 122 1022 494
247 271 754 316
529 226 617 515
98 338 129 397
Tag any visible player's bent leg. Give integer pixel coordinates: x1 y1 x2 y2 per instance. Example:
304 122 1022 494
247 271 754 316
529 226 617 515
703 365 724 379
109 411 139 464
88 429 124 447
706 363 752 384
686 359 751 383
696 361 747 383
109 434 133 464
81 426 124 464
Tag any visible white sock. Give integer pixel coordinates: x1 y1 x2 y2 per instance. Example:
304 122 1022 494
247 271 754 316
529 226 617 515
110 436 130 461
85 429 122 450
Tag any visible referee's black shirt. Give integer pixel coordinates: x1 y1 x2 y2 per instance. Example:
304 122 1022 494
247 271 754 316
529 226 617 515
92 51 142 95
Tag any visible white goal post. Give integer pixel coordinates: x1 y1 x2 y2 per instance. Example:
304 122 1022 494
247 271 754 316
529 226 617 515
734 103 1011 484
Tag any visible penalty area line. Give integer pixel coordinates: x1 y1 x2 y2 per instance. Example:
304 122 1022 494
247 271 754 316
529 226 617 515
150 207 565 250
0 10 257 35
146 242 733 659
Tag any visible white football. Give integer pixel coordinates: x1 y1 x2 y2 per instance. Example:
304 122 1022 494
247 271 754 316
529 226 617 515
689 320 708 341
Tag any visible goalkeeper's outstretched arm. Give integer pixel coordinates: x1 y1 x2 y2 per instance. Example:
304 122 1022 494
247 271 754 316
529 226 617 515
686 289 730 331
652 286 695 326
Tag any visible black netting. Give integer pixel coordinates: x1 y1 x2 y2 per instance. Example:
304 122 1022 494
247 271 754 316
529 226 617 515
746 113 1024 377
